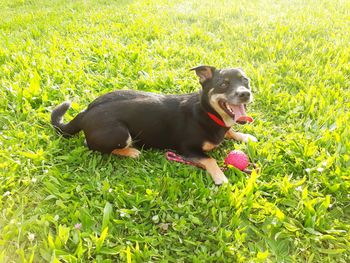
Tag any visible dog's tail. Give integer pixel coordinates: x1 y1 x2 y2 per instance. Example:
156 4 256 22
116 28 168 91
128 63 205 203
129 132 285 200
51 101 84 137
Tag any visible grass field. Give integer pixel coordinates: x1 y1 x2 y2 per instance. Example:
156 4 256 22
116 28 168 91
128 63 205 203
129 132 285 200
1 0 350 262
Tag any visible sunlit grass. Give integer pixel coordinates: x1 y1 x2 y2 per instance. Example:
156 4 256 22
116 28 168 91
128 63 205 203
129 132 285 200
0 0 349 262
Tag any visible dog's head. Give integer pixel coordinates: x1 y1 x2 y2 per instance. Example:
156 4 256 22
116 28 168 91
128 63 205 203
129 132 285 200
191 65 253 127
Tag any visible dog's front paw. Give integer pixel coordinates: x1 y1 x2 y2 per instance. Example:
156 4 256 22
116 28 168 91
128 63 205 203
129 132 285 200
242 134 258 143
214 176 229 186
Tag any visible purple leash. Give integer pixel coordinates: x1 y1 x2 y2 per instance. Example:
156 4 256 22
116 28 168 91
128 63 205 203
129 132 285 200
165 151 203 168
165 151 256 174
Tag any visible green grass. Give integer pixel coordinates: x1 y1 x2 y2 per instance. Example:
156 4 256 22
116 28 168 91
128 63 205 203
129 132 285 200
1 0 349 261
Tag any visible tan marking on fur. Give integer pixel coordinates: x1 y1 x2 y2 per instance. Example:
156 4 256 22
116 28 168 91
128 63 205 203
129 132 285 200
111 147 141 158
225 129 245 140
202 141 218 152
225 129 257 143
196 67 213 83
208 91 235 127
194 158 228 185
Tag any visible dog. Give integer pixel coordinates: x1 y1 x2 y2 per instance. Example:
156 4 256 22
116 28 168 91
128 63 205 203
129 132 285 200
51 65 257 185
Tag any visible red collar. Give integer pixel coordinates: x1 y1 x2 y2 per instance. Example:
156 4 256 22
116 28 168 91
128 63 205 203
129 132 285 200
207 112 229 128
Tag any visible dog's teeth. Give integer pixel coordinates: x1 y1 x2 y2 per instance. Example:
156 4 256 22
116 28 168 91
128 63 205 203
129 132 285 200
223 102 234 114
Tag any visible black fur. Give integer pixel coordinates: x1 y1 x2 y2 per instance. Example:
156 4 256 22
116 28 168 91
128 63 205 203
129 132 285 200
51 101 84 137
51 66 252 159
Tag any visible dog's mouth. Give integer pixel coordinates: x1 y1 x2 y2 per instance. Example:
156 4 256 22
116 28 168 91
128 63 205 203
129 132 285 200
219 100 253 124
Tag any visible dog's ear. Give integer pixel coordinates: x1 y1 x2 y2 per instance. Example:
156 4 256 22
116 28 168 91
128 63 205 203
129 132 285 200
190 65 216 83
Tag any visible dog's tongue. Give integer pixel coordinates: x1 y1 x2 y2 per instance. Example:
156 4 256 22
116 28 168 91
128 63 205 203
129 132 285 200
230 104 253 124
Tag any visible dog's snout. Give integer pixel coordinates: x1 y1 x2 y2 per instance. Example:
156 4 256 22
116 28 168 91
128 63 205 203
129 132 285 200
238 91 251 99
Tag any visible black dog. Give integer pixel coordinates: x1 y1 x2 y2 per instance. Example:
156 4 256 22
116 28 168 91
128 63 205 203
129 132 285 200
51 66 257 185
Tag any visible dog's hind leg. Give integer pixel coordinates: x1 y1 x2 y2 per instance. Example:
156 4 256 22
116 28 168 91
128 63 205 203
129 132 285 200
111 145 141 159
85 123 140 158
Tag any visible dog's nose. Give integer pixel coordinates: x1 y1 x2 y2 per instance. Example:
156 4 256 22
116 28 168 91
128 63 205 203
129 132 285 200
238 91 251 99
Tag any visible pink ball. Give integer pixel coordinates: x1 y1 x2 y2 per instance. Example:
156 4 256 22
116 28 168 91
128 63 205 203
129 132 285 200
224 150 249 170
